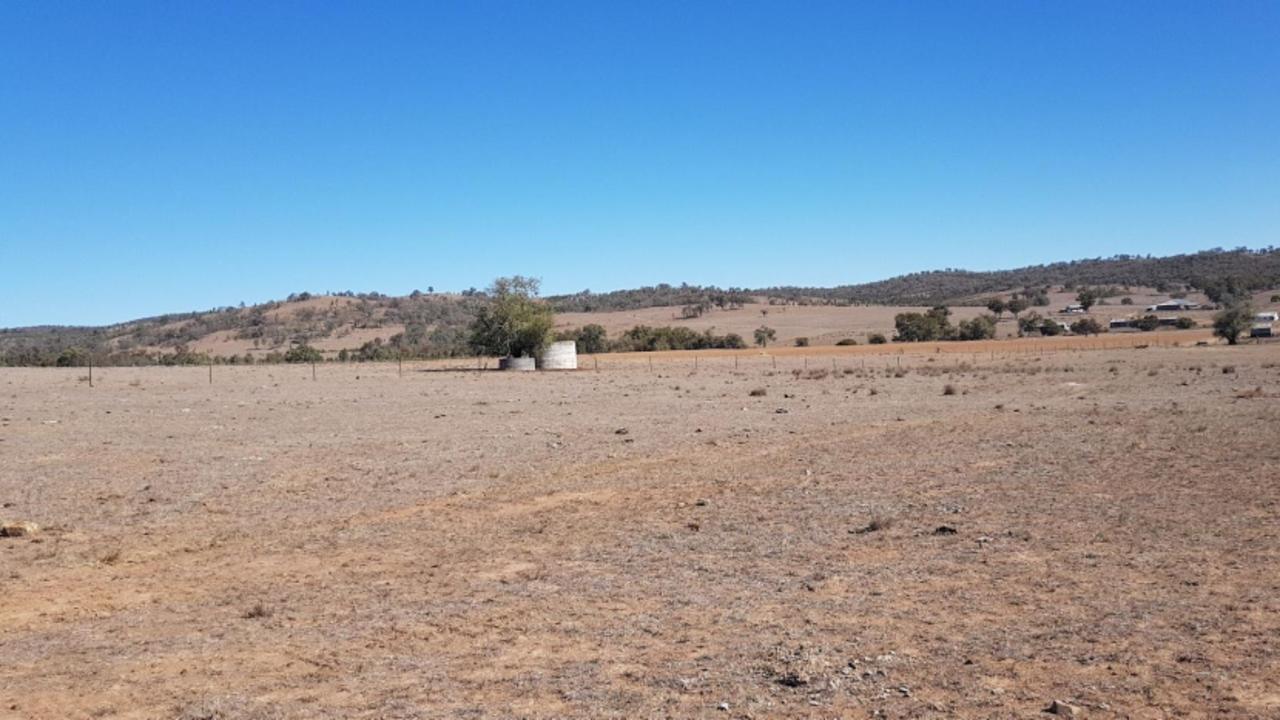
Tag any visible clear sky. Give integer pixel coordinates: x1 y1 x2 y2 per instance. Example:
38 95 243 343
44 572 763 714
2 1 1277 327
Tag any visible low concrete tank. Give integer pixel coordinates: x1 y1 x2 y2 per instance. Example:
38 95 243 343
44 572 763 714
498 356 537 371
538 341 578 370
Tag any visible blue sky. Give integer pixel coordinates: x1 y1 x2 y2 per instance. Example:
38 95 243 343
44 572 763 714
2 1 1277 327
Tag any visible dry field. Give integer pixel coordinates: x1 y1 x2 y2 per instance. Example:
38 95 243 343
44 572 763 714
3 342 1280 719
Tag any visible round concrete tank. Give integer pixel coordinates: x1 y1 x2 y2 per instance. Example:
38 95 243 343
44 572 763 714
498 356 537 371
538 341 578 370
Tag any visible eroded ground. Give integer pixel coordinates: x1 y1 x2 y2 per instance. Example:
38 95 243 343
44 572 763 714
2 345 1279 719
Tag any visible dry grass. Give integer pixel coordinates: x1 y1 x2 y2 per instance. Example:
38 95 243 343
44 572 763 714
2 343 1280 718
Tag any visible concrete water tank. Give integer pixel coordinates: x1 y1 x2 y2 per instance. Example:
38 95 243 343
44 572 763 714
498 356 537 371
538 341 578 370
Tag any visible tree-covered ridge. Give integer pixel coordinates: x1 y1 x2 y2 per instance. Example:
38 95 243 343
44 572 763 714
547 284 755 312
761 247 1280 306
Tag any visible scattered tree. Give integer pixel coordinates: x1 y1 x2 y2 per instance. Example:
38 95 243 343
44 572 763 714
1076 288 1099 311
754 326 777 347
468 276 555 358
1070 318 1104 335
986 297 1007 319
1213 302 1253 345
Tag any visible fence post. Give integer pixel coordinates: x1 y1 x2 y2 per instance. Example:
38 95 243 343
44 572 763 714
89 358 93 388
208 358 213 385
312 361 316 381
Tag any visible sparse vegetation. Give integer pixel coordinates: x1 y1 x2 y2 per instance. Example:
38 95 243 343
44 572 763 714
754 326 777 348
468 276 556 359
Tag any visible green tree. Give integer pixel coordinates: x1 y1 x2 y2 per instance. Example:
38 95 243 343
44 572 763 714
468 276 556 358
1213 302 1253 345
1076 288 1098 311
986 297 1007 319
754 326 776 347
1006 296 1029 319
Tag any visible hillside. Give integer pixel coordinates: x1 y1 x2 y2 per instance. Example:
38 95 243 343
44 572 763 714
3 247 1278 366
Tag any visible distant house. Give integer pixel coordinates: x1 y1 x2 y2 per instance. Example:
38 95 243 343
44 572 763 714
1255 311 1279 323
1252 323 1275 339
1062 304 1087 314
1146 298 1199 312
1109 318 1136 332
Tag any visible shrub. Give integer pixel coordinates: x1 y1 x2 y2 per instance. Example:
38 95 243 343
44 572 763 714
1271 294 1280 303
1070 318 1104 335
794 337 810 347
1039 319 1065 336
1175 316 1196 329
835 338 858 346
611 326 745 352
283 344 323 363
1133 314 1161 332
1121 297 1134 305
749 387 767 397
894 306 952 341
867 333 887 345
558 323 608 354
956 315 997 341
942 383 957 396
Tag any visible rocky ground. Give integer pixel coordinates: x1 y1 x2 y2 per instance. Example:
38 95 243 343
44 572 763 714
2 344 1278 719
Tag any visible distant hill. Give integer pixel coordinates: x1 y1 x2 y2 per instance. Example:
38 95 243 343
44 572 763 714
2 247 1277 366
755 247 1280 306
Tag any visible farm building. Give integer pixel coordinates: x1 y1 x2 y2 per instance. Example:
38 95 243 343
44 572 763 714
1146 298 1200 312
1109 318 1136 332
1062 304 1086 314
1251 323 1275 339
1255 311 1279 323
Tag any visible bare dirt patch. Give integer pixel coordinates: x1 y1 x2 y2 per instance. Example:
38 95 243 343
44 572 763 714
2 343 1279 718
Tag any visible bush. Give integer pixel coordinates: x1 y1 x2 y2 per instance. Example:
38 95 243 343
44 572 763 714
283 344 323 363
1120 297 1134 305
794 337 810 347
868 333 887 345
1070 318 1104 335
1133 315 1161 332
956 315 997 341
942 383 957 396
1272 295 1280 303
1039 319 1065 336
894 306 952 341
611 326 745 352
754 326 777 347
558 324 608 354
835 338 857 346
1175 316 1196 329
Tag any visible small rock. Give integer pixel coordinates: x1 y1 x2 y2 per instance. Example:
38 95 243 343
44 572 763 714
775 408 789 414
717 702 729 711
1044 699 1079 717
614 428 629 435
933 525 958 535
695 499 708 507
0 521 39 538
